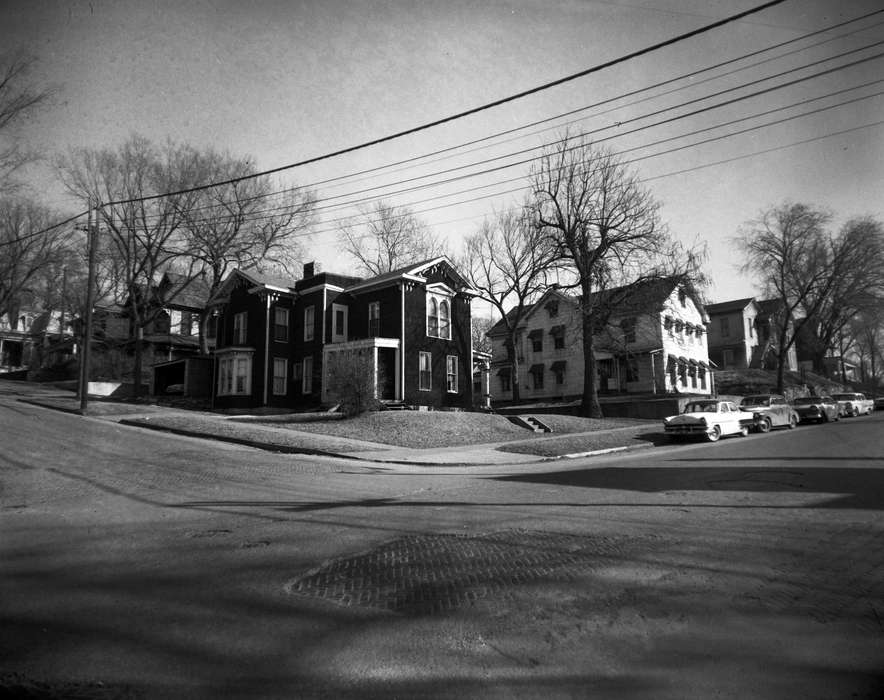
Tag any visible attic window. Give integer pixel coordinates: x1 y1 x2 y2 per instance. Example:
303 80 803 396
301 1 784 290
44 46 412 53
546 301 559 318
664 316 673 332
679 289 687 307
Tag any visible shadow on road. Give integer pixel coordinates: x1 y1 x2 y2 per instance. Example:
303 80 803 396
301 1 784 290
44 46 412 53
494 465 884 509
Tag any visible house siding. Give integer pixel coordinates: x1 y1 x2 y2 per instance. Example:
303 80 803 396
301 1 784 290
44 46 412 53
488 284 712 403
210 259 475 412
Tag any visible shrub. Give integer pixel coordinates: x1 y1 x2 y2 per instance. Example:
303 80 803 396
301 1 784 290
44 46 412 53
325 348 381 417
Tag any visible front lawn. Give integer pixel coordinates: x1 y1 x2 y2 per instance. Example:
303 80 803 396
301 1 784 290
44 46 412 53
266 411 649 449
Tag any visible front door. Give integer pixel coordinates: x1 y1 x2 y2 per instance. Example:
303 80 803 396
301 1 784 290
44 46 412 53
377 348 396 401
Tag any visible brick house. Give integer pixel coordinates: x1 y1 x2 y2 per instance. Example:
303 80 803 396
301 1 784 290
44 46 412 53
209 257 477 411
487 278 712 402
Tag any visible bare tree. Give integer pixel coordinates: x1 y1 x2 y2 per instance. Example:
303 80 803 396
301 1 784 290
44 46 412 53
0 50 55 192
462 206 557 403
0 196 71 327
801 216 884 376
471 316 493 356
57 134 204 397
530 135 677 418
735 204 884 390
849 308 884 387
181 148 315 353
338 200 446 276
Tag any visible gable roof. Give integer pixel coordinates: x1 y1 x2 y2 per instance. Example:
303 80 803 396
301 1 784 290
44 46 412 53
705 297 757 315
344 256 474 295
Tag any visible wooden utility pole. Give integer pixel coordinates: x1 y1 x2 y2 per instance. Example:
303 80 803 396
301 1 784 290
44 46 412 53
78 204 98 414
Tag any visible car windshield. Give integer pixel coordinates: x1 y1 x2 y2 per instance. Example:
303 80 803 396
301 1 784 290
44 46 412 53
832 394 853 400
684 402 718 413
793 397 820 406
740 396 770 407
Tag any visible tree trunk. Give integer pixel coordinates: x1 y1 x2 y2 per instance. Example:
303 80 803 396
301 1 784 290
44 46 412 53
581 308 602 418
132 327 143 399
505 333 520 404
775 323 790 394
198 308 211 355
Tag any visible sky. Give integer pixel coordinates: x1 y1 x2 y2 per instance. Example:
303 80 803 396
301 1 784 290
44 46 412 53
3 0 883 314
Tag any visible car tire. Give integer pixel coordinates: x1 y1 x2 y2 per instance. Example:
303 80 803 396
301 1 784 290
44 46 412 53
739 425 749 437
758 417 772 433
788 414 797 429
706 425 721 442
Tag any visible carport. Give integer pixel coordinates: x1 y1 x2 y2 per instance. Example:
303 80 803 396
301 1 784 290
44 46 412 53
152 356 214 397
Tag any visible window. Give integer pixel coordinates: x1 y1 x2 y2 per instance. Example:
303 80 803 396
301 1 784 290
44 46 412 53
426 293 452 339
699 367 707 389
679 289 687 307
332 303 348 342
720 317 730 337
274 307 289 342
180 311 193 336
419 352 432 391
439 300 451 340
529 364 545 389
427 298 439 337
748 318 754 338
368 301 380 337
446 355 458 393
664 316 674 335
620 317 636 344
217 351 252 396
626 357 639 383
272 357 287 395
233 312 247 345
500 373 511 392
304 306 315 341
546 301 558 318
551 360 566 385
550 325 565 350
302 355 313 393
529 329 543 353
722 348 734 368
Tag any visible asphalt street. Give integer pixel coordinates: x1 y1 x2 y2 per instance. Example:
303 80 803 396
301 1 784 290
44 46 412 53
1 382 883 699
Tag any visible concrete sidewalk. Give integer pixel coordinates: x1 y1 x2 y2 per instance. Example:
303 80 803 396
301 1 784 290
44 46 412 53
18 393 658 466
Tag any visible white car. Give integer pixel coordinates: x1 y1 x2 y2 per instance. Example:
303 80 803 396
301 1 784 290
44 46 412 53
831 392 874 417
663 400 756 442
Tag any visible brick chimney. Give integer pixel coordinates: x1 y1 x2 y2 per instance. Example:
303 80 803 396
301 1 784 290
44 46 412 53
303 261 321 279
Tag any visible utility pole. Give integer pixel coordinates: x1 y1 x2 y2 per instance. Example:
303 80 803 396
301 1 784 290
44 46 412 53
78 203 98 414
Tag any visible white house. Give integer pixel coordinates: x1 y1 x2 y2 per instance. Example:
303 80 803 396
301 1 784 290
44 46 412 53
487 279 712 402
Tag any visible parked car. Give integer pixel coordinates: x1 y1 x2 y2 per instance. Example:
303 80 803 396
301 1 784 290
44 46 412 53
792 395 840 424
831 392 874 417
663 400 755 442
873 395 884 411
738 394 799 432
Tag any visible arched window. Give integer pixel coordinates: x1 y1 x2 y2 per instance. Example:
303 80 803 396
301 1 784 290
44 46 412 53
439 300 450 339
427 298 439 336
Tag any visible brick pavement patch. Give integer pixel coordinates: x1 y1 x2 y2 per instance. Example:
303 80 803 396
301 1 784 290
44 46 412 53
286 529 636 615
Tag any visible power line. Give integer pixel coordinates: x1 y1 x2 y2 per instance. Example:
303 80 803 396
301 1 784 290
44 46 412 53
101 0 788 207
273 87 884 240
160 48 884 229
15 3 873 245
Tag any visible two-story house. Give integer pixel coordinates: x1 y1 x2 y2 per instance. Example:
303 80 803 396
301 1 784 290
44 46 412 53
487 278 712 402
209 257 477 412
705 298 759 370
706 297 797 371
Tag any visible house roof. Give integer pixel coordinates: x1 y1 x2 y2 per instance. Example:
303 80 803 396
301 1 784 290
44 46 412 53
704 297 757 315
488 276 704 337
343 256 473 294
158 272 212 309
756 298 784 317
